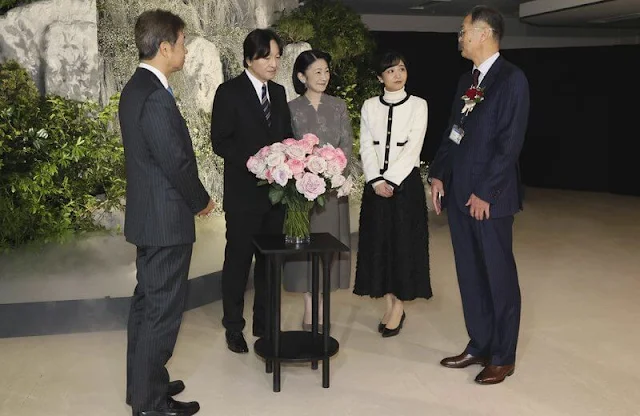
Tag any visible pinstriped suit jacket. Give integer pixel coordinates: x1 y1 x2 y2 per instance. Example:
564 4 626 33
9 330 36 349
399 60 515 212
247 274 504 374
119 67 210 247
430 57 530 219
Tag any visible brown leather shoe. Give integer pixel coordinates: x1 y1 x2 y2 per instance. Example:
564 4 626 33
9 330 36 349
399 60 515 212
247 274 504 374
440 352 489 368
474 364 515 385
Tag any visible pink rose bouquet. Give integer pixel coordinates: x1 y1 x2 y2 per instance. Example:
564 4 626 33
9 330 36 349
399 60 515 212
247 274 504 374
246 133 352 243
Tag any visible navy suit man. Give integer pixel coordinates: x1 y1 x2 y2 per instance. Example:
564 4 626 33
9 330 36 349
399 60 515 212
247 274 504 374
429 6 530 385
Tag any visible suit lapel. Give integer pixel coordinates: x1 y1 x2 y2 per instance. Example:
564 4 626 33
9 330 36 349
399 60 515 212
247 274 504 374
463 57 504 124
477 56 503 95
137 68 191 139
240 72 270 133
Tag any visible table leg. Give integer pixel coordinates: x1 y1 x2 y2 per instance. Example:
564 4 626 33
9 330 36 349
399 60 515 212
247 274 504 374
321 253 333 388
265 255 272 374
311 254 319 370
273 254 283 392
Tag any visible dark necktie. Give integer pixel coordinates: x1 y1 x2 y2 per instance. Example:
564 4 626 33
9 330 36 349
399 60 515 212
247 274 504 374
472 69 481 87
261 84 271 126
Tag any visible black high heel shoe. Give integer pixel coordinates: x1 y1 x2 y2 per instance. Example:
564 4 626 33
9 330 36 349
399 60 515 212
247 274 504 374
382 312 406 338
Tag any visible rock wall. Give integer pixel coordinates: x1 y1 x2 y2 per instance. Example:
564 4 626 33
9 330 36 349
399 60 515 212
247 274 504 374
0 0 101 101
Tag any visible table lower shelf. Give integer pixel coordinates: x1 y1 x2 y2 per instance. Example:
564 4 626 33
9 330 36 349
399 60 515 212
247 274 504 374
254 331 339 362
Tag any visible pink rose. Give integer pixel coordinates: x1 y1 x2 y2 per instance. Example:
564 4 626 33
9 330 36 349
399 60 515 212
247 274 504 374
317 144 337 161
286 159 305 177
283 138 298 146
247 155 268 179
258 146 271 158
272 164 293 186
306 155 327 175
300 133 320 154
302 133 320 146
296 172 326 201
334 148 348 170
265 168 274 184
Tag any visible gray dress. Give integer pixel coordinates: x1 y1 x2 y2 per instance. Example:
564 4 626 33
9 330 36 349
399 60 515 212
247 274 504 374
283 94 353 292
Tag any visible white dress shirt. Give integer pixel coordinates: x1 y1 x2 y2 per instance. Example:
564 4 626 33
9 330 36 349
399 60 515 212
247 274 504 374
473 51 500 86
245 69 270 102
138 63 169 89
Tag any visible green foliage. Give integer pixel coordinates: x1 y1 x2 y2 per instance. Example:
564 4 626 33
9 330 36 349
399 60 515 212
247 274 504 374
276 18 315 44
0 61 125 249
275 0 380 154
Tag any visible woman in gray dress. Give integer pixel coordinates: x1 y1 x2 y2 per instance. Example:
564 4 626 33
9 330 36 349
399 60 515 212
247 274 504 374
283 50 353 331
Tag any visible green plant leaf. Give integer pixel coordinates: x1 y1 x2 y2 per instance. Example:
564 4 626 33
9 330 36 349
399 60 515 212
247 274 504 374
268 186 285 205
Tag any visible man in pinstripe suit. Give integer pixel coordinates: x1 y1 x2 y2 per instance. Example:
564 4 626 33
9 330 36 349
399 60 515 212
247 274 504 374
429 6 530 385
119 10 214 416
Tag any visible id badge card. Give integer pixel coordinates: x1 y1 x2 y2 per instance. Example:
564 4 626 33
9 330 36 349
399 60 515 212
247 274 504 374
449 124 464 145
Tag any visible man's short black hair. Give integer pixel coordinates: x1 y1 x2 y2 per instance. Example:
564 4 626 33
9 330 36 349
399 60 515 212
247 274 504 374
134 9 186 60
243 29 284 68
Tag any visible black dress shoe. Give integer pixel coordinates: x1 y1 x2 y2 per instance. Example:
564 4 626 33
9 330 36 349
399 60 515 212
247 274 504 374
167 380 185 397
382 312 406 338
377 322 385 333
135 397 200 416
127 380 186 405
225 330 249 353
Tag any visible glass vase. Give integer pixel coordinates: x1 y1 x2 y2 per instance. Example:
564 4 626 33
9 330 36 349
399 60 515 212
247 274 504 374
284 207 311 245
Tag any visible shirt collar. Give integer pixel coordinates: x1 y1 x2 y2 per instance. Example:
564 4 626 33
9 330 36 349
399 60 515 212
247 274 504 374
139 63 169 89
245 69 269 100
473 51 500 85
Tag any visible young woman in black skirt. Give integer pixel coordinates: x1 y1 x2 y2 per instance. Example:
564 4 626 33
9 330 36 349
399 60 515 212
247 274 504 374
354 51 432 337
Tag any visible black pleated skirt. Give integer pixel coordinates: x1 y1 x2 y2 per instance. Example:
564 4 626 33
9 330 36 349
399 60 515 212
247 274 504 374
353 168 432 301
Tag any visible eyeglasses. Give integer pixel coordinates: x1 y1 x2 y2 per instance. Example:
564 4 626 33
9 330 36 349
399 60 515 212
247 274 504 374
458 26 495 38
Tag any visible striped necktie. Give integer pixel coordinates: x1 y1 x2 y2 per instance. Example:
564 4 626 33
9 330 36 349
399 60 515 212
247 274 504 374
472 69 481 87
261 84 271 126
167 86 174 97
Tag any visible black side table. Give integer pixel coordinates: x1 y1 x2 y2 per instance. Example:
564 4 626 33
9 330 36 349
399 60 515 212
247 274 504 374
252 232 350 392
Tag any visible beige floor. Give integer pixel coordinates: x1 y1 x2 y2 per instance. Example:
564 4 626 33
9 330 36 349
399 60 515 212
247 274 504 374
1 188 639 416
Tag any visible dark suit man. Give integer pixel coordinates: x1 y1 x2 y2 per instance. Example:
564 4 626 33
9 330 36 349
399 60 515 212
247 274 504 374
429 6 530 385
119 10 214 416
211 29 293 353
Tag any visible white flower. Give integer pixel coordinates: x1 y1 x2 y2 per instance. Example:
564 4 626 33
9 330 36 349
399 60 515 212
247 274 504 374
270 143 286 153
306 155 327 175
337 176 353 198
285 144 307 161
325 160 342 178
331 174 346 189
461 102 476 115
266 151 286 167
272 164 293 186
